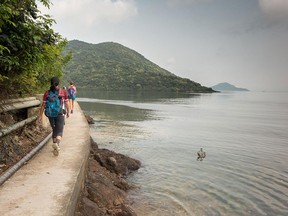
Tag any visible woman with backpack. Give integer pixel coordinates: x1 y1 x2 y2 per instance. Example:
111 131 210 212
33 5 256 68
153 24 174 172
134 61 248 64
68 81 77 114
38 77 70 156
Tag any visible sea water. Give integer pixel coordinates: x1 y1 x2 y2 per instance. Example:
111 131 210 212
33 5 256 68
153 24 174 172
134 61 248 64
78 90 288 216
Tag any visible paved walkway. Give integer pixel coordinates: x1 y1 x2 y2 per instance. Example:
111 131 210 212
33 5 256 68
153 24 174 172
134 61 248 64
0 102 90 216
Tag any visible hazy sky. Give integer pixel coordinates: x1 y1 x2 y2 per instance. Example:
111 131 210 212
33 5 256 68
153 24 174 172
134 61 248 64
39 0 288 91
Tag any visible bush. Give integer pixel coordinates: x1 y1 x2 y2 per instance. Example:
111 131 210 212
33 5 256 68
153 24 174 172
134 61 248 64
0 0 70 99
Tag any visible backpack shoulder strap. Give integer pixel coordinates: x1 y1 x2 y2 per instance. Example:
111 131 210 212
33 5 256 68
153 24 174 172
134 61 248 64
47 89 60 98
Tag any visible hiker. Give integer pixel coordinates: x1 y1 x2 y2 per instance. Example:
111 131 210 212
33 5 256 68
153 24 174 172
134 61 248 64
38 77 70 156
68 81 77 114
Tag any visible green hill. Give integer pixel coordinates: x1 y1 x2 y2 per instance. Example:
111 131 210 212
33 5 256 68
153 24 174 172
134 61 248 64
63 40 215 93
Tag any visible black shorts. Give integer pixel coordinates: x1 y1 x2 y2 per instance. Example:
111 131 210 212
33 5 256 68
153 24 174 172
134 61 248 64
48 115 65 138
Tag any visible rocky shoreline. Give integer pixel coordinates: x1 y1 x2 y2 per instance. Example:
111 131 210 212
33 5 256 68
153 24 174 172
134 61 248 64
0 110 141 215
75 137 141 216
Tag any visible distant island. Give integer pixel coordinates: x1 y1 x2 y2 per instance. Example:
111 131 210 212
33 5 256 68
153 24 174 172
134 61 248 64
62 40 215 93
211 82 249 91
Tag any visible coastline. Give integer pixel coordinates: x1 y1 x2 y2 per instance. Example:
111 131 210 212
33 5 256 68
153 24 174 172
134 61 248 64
75 135 140 216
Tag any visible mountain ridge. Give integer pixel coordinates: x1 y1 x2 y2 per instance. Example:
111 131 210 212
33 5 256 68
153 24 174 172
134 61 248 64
211 82 249 91
63 40 215 93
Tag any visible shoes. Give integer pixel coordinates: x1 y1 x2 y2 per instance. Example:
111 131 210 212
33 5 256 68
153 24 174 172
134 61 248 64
71 110 73 114
52 143 60 156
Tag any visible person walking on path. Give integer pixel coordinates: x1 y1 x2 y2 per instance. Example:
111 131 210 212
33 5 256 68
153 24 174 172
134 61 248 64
68 81 77 114
38 77 70 156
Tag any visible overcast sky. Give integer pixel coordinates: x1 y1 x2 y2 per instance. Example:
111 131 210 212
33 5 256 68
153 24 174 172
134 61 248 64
39 0 288 91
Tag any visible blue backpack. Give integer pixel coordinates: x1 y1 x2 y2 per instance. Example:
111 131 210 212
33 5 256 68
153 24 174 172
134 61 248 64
68 87 75 97
45 90 61 117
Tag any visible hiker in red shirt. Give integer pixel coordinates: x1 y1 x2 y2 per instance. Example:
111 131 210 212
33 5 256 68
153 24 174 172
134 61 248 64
38 77 70 156
68 81 77 114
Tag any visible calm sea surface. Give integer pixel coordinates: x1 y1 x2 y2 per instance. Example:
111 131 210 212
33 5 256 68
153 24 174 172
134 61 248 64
77 90 288 216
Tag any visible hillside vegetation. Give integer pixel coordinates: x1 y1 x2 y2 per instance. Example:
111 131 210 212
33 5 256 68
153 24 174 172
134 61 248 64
63 40 215 93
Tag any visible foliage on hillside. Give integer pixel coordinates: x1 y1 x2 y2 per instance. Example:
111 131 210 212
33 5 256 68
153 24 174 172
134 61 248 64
63 40 215 93
0 0 71 99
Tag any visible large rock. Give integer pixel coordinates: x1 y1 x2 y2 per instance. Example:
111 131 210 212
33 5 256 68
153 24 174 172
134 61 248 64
75 138 140 216
91 142 141 176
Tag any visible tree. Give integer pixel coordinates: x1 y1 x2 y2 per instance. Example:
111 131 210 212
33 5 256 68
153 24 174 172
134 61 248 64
0 0 70 99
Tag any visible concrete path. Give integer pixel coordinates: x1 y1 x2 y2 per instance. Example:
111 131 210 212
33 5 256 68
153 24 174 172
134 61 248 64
0 102 90 216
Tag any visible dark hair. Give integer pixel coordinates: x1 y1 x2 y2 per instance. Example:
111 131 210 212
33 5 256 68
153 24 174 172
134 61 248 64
50 76 60 92
70 81 74 85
